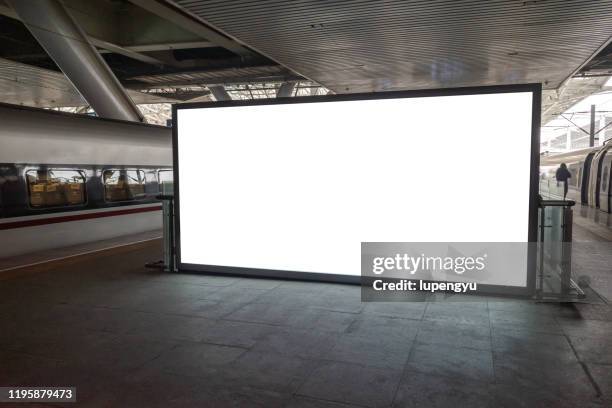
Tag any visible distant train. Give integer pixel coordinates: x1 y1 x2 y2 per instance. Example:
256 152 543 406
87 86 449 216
0 104 172 258
540 141 612 212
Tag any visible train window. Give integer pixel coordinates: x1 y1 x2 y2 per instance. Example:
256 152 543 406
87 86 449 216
26 169 86 208
103 169 146 202
603 166 609 193
568 167 578 187
158 170 173 195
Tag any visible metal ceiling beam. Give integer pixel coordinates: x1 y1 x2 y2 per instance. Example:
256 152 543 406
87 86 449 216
89 38 166 66
8 0 143 122
0 2 169 67
121 41 215 52
127 0 252 57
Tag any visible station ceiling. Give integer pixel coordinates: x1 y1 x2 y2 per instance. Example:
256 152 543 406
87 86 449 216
0 0 611 121
0 0 298 107
172 0 612 93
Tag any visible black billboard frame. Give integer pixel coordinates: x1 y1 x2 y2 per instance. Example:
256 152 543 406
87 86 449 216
172 83 542 297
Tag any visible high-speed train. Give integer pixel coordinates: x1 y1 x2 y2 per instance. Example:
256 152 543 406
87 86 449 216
0 103 172 259
540 141 612 212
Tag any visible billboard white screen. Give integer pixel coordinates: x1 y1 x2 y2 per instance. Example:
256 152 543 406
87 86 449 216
175 89 536 284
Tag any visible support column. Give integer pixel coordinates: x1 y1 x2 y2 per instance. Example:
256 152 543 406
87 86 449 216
277 82 296 98
208 86 232 101
8 0 143 122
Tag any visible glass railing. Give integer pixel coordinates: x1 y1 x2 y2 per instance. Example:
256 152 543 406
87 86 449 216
156 194 176 272
536 199 584 300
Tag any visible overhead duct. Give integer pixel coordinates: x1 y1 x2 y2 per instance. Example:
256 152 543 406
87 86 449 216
8 0 144 122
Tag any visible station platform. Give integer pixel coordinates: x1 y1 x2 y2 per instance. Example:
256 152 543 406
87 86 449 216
570 205 612 302
1 238 611 407
573 205 612 242
0 229 162 274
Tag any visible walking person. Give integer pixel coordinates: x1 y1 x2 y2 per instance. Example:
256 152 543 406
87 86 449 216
555 163 572 200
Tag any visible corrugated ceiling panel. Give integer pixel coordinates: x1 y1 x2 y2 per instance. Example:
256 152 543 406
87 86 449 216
173 0 612 92
0 57 85 107
0 58 178 107
130 64 292 86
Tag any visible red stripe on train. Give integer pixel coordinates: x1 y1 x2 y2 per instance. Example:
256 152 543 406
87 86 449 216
0 205 162 230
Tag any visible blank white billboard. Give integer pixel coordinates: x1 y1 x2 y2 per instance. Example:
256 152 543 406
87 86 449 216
175 88 537 284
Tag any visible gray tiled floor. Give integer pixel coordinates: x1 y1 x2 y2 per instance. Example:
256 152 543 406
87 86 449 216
1 239 611 407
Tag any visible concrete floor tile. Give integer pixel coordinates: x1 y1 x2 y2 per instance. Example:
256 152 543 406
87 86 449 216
492 354 597 399
491 328 576 362
226 302 305 325
125 313 215 342
569 335 612 364
492 382 588 408
39 304 152 335
346 315 421 342
255 287 330 308
392 372 493 408
587 363 612 399
551 303 612 321
173 298 248 319
226 302 357 332
489 309 563 334
221 350 318 393
198 285 271 303
134 281 225 300
197 386 290 408
406 343 494 383
252 328 339 358
2 326 118 361
150 273 241 287
487 300 560 315
231 277 285 290
287 309 357 333
0 350 68 386
144 342 247 377
423 303 490 327
84 334 179 371
416 320 492 351
102 368 290 408
558 317 612 338
298 361 402 408
3 239 612 407
200 319 275 348
286 396 363 408
323 333 413 369
362 302 427 320
428 294 489 309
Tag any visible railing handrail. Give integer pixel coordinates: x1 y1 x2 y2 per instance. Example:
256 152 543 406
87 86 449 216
539 199 575 207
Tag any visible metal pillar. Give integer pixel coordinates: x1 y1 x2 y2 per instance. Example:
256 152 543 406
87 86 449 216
277 82 297 98
8 0 143 122
209 86 232 101
590 104 596 147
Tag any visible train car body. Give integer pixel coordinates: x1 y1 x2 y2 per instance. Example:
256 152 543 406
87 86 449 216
588 144 612 210
600 153 612 213
540 143 612 213
0 104 172 259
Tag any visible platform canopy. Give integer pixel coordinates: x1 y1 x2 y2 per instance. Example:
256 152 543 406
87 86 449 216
172 0 612 93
